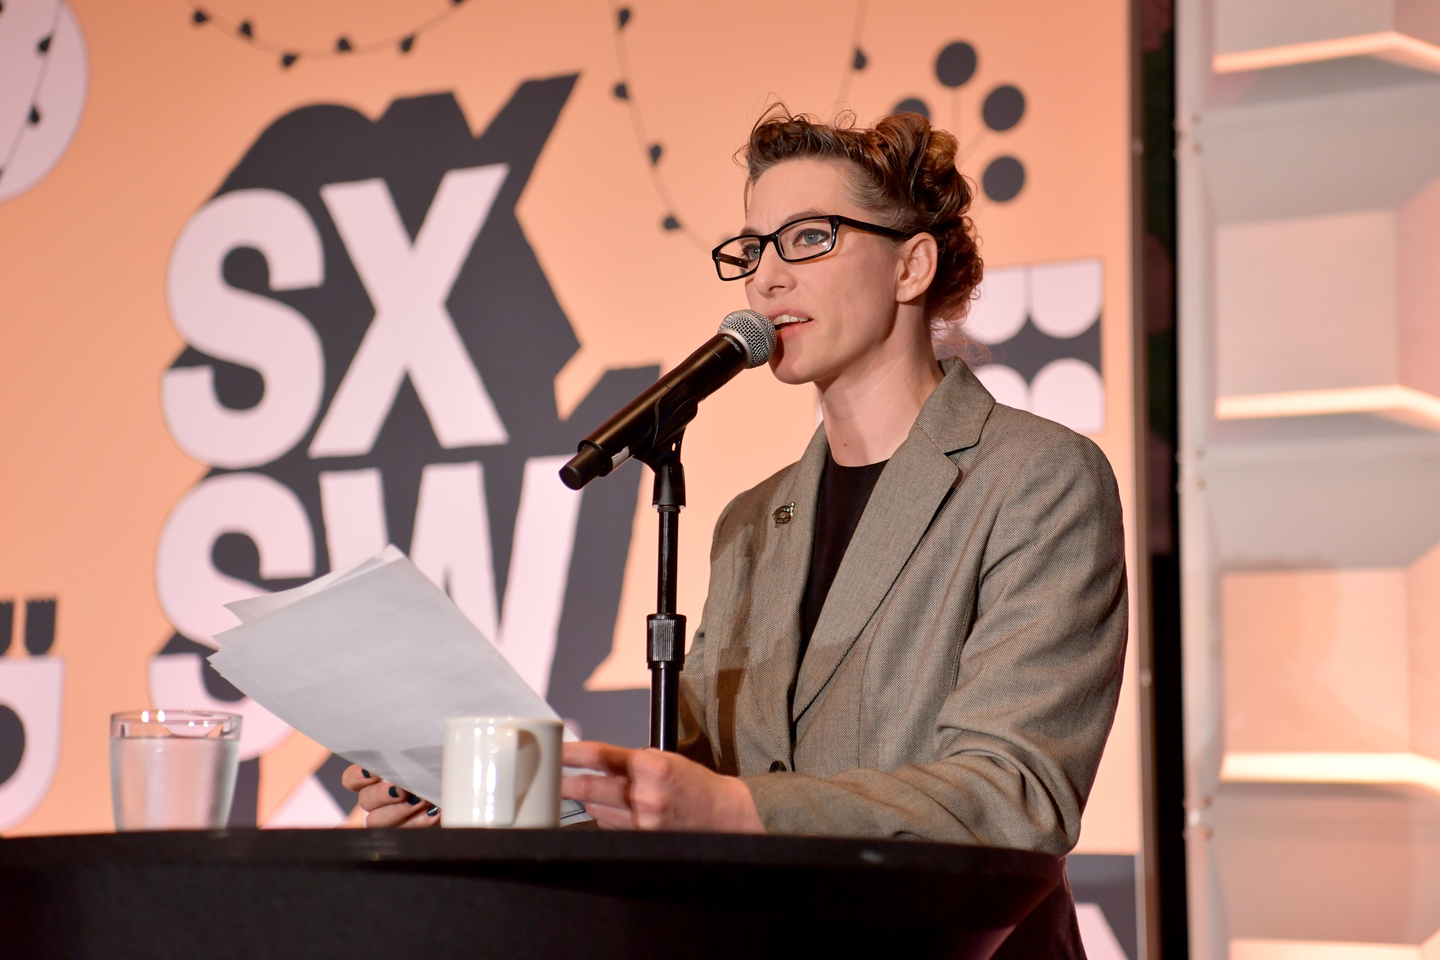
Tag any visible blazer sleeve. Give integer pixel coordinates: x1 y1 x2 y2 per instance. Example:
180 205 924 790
676 626 713 767
675 494 745 769
740 429 1128 853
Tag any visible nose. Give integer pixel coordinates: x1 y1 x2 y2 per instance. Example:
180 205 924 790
748 238 795 298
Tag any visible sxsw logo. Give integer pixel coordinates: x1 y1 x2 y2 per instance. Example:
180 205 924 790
152 77 652 823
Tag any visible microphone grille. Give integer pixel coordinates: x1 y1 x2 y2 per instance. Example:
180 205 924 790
718 310 777 368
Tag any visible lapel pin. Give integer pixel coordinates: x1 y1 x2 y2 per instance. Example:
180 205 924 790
773 502 795 526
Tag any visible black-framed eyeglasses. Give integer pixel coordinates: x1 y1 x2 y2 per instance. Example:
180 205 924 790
711 215 914 281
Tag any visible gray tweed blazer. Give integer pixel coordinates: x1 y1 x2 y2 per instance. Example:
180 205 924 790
679 359 1128 854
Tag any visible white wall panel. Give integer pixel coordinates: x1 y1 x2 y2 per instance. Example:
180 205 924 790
1217 211 1398 396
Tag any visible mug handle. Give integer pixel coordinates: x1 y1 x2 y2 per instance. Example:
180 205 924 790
486 725 519 827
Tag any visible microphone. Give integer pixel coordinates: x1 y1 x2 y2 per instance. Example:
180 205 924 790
559 310 777 490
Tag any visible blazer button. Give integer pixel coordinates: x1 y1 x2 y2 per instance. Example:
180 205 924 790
769 760 787 773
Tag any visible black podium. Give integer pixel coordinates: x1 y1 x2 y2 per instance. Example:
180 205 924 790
0 829 1060 959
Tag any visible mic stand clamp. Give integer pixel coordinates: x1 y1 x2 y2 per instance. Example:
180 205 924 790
640 435 686 751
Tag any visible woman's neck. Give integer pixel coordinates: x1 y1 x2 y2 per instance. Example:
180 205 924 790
817 340 943 467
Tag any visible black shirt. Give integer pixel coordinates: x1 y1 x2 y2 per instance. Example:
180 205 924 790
799 453 889 665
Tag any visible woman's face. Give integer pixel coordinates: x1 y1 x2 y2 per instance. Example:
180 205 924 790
741 158 930 388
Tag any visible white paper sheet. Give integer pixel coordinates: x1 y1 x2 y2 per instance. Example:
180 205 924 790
207 547 589 823
222 545 408 629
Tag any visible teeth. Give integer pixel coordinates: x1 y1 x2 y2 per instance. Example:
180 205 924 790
775 314 809 325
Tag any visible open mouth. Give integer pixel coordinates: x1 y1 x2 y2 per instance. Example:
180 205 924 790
772 313 813 330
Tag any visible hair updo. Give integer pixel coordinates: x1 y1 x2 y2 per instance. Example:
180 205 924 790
742 106 983 332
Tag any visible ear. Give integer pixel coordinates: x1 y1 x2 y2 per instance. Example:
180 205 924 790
894 232 939 304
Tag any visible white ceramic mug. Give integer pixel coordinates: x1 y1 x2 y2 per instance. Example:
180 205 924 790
440 716 562 828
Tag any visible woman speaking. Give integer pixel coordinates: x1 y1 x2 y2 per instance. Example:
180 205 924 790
346 108 1127 955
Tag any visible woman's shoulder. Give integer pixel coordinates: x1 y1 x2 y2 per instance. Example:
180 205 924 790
971 400 1121 506
926 359 1112 480
981 400 1109 460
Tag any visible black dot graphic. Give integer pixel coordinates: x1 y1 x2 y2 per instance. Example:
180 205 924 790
399 35 414 53
192 9 208 25
892 98 930 120
281 52 298 68
935 41 976 88
27 105 39 125
0 706 24 787
617 7 631 28
238 20 253 38
982 85 1025 131
852 47 867 70
648 143 662 165
37 34 51 53
662 215 681 231
613 81 628 100
335 36 352 52
982 156 1025 202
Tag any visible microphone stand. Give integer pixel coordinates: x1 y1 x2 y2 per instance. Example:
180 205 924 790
557 315 772 750
639 434 686 751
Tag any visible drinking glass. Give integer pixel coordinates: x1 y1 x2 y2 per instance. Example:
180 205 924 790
110 710 242 831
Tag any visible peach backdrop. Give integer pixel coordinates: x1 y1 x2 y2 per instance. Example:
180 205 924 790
0 0 1136 851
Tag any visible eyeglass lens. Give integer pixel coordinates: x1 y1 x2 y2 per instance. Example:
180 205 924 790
715 218 836 278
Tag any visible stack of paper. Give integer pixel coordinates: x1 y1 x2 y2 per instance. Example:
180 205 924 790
208 546 587 823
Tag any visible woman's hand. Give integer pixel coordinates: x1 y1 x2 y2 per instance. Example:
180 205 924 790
561 741 764 833
340 765 440 828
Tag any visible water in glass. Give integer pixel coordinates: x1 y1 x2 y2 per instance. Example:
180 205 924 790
110 710 241 831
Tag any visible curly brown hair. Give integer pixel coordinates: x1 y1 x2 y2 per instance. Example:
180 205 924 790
742 106 983 328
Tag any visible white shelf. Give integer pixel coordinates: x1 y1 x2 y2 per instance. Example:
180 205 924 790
1216 30 1440 73
1184 2 1440 954
1201 79 1440 225
1222 751 1440 795
1216 385 1440 431
1207 127 1440 428
1214 0 1440 73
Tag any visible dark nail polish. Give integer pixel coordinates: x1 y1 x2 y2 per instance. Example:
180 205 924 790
426 806 439 816
388 786 399 798
361 769 370 778
406 794 421 805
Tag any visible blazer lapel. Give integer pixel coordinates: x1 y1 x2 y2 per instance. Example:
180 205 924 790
741 425 829 758
791 361 994 722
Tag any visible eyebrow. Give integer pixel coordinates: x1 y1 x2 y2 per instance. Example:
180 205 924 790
738 208 828 236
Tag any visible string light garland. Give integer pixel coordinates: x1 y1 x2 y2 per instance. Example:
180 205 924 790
611 2 869 249
176 1 1024 218
609 4 713 251
610 2 1025 244
182 0 469 69
0 0 67 193
835 0 870 106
